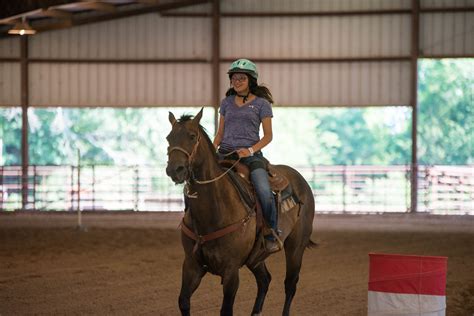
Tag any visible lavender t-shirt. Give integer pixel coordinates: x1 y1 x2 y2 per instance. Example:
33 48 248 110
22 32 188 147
219 95 273 151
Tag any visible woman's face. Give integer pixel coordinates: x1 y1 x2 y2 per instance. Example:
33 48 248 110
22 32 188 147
230 73 249 94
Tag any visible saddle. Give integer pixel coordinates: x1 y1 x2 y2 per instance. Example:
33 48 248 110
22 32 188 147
219 160 290 193
219 159 298 222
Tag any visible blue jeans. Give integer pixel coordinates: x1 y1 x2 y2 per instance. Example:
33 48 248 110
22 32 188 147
241 155 278 238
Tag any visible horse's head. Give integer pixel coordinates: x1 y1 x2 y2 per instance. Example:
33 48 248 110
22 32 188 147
166 108 204 184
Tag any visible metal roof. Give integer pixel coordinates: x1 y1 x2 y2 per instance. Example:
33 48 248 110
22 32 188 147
0 0 210 35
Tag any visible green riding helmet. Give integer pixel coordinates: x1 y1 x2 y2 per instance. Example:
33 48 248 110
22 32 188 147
227 58 258 80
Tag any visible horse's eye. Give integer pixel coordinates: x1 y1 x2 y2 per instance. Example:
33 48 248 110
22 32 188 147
189 133 197 141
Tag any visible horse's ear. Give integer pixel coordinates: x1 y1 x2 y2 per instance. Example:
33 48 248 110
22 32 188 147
193 107 204 125
168 112 176 126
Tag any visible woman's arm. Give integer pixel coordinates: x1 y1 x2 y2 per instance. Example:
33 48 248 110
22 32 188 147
237 117 273 157
213 114 225 149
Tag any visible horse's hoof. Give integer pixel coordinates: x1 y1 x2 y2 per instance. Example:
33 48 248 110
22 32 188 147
252 313 262 316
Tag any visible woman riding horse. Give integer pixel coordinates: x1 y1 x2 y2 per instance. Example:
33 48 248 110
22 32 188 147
213 58 281 253
166 107 315 315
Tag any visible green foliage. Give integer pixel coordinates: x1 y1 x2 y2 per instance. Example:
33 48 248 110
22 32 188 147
0 107 214 166
313 108 411 165
0 108 22 165
268 106 411 165
417 59 473 165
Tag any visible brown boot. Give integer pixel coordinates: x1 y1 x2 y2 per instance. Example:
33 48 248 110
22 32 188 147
264 230 283 253
265 238 281 253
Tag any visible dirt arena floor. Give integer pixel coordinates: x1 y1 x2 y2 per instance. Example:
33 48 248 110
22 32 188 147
0 212 473 316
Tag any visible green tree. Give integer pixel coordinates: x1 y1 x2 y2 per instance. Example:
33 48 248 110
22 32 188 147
0 108 22 165
26 107 215 166
311 108 410 165
417 59 473 165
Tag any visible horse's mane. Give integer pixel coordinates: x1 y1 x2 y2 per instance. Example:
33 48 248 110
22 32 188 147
178 114 217 160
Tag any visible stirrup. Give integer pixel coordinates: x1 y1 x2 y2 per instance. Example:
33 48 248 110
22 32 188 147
265 239 281 253
266 229 283 252
270 228 283 238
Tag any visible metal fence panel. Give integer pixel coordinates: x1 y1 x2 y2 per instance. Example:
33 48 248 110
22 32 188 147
1 165 472 214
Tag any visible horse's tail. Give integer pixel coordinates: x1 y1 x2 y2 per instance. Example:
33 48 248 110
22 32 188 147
306 238 318 249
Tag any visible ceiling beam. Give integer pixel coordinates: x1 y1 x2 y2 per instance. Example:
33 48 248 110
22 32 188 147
162 9 413 18
65 1 117 12
136 0 161 4
0 17 20 25
221 57 412 63
31 0 211 33
161 6 474 17
0 8 72 25
40 8 73 19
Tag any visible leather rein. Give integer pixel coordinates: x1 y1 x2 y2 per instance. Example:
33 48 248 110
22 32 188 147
167 131 241 185
167 128 254 251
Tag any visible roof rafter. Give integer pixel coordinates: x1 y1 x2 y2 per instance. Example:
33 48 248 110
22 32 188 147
59 1 117 12
0 0 211 35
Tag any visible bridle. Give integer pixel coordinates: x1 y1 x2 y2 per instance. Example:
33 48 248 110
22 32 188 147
167 131 202 168
167 129 240 185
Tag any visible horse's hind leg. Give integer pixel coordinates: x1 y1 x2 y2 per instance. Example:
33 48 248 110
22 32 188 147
248 262 272 315
178 258 206 316
220 270 240 316
282 237 306 316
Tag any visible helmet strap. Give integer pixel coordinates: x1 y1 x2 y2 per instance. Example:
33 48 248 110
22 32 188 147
237 91 250 103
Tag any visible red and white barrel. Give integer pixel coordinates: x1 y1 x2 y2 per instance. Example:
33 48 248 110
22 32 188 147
368 253 448 316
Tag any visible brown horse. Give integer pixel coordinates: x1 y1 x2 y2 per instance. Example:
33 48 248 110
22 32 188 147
166 109 315 316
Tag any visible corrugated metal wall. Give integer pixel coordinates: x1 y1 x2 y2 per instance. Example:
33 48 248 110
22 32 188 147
26 13 212 107
422 0 474 8
0 37 21 106
0 62 21 106
421 12 474 56
220 13 413 105
0 0 472 107
220 62 411 106
29 15 211 59
221 16 411 58
0 37 19 58
420 0 474 55
29 62 211 106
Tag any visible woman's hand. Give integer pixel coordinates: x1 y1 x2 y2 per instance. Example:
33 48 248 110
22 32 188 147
237 148 252 158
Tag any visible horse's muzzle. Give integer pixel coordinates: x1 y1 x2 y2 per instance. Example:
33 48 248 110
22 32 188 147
166 163 188 184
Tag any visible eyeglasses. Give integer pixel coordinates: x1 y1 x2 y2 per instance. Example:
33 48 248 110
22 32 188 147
230 74 248 82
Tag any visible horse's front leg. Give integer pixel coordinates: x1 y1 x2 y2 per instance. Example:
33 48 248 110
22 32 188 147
220 269 240 316
178 257 206 316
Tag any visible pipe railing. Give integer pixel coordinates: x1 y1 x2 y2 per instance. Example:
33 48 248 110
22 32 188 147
0 164 472 214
